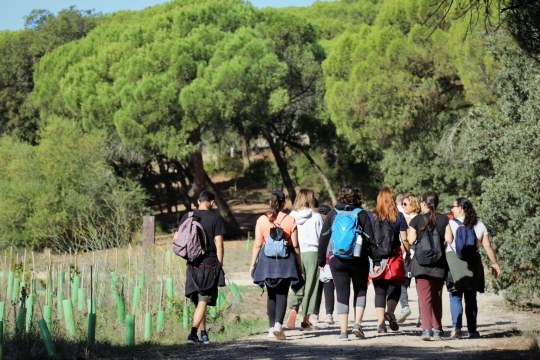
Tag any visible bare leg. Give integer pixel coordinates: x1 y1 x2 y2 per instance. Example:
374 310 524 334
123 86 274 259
192 301 207 329
376 307 385 325
338 314 348 333
355 306 365 324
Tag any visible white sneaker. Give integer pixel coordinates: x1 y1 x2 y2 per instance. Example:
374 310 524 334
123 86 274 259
326 314 335 325
268 327 276 338
309 314 319 323
272 322 286 340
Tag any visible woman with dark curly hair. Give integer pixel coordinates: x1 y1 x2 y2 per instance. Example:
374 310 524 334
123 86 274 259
317 185 373 341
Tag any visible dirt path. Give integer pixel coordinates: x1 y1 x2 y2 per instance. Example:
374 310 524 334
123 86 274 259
182 254 540 360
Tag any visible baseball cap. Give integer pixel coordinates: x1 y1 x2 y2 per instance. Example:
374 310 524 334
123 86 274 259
270 190 286 201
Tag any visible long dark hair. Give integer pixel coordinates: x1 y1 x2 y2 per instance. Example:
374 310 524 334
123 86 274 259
456 197 478 228
420 191 439 231
268 194 286 222
336 185 362 208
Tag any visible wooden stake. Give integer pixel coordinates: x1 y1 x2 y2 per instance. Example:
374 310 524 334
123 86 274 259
115 248 118 272
81 267 85 289
32 251 35 275
46 265 50 306
104 249 108 271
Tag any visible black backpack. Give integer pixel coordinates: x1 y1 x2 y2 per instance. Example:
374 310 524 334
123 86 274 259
415 215 444 266
369 218 400 259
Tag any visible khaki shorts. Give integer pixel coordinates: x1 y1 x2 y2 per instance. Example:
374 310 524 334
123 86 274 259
191 285 218 307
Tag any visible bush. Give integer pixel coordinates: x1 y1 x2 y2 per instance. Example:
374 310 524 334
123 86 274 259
0 118 148 252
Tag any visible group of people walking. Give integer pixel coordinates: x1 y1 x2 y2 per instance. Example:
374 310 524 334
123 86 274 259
250 186 501 342
176 186 500 344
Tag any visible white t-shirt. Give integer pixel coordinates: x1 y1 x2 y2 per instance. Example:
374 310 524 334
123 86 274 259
446 216 488 253
397 205 404 213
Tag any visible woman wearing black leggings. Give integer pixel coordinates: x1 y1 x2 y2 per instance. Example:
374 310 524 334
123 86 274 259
317 185 373 341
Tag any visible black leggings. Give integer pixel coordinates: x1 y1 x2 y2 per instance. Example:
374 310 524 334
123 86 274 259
373 279 401 308
267 279 291 327
330 256 369 315
314 280 335 315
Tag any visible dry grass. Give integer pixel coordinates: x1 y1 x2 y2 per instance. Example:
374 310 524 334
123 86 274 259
0 240 266 359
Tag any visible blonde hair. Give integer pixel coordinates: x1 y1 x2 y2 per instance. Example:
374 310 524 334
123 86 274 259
404 192 421 215
292 189 316 211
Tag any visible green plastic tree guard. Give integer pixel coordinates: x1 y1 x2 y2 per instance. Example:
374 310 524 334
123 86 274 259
110 272 119 301
117 294 125 325
229 283 243 302
77 288 85 311
38 319 56 356
43 305 52 331
165 278 173 309
71 276 81 306
144 313 152 341
47 292 53 308
156 310 165 333
25 294 35 331
218 289 227 308
11 278 20 303
5 272 13 305
15 307 26 340
182 305 189 329
0 302 4 322
57 291 64 319
131 287 141 315
246 238 251 251
88 313 96 347
87 299 96 314
125 315 135 346
209 306 216 319
62 299 76 338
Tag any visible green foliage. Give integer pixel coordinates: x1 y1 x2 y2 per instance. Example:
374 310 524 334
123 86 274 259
466 34 540 304
0 118 148 251
0 7 102 141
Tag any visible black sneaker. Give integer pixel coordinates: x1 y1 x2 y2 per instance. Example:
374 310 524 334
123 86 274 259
200 333 209 344
187 333 202 344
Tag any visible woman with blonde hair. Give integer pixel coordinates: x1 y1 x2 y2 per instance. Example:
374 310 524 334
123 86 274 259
397 193 421 324
287 189 323 331
368 187 409 333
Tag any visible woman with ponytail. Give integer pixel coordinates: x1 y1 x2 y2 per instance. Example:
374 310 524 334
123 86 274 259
408 191 452 341
250 190 302 340
446 197 500 339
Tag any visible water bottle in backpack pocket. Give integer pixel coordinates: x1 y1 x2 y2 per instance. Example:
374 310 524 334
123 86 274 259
330 208 363 259
415 215 444 266
452 219 477 260
263 217 289 259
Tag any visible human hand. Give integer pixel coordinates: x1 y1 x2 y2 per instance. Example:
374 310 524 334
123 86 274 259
250 265 255 278
374 265 381 273
491 263 501 278
319 266 325 271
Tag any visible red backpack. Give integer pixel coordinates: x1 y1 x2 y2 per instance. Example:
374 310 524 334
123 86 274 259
173 212 207 262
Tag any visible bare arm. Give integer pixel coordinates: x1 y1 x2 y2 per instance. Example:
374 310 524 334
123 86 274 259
215 235 224 266
482 234 501 278
249 223 263 277
290 228 303 274
400 230 410 254
408 227 417 245
445 224 453 244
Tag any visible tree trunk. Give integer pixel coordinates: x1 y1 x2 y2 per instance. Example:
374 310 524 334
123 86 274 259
264 129 296 203
241 135 250 173
187 147 205 204
300 149 338 205
156 156 174 214
215 139 221 171
174 161 193 211
203 170 244 237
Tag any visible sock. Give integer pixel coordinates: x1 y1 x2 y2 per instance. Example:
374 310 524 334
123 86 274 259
200 330 207 336
191 327 198 336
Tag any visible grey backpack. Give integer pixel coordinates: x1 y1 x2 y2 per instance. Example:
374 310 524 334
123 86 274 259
173 212 207 262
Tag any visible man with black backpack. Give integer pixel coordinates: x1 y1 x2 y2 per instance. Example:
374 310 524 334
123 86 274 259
175 190 226 345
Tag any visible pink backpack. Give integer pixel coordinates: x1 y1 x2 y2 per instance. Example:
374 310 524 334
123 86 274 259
173 212 207 262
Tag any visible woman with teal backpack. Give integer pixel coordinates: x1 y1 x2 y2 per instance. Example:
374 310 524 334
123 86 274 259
446 197 501 339
317 185 373 341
